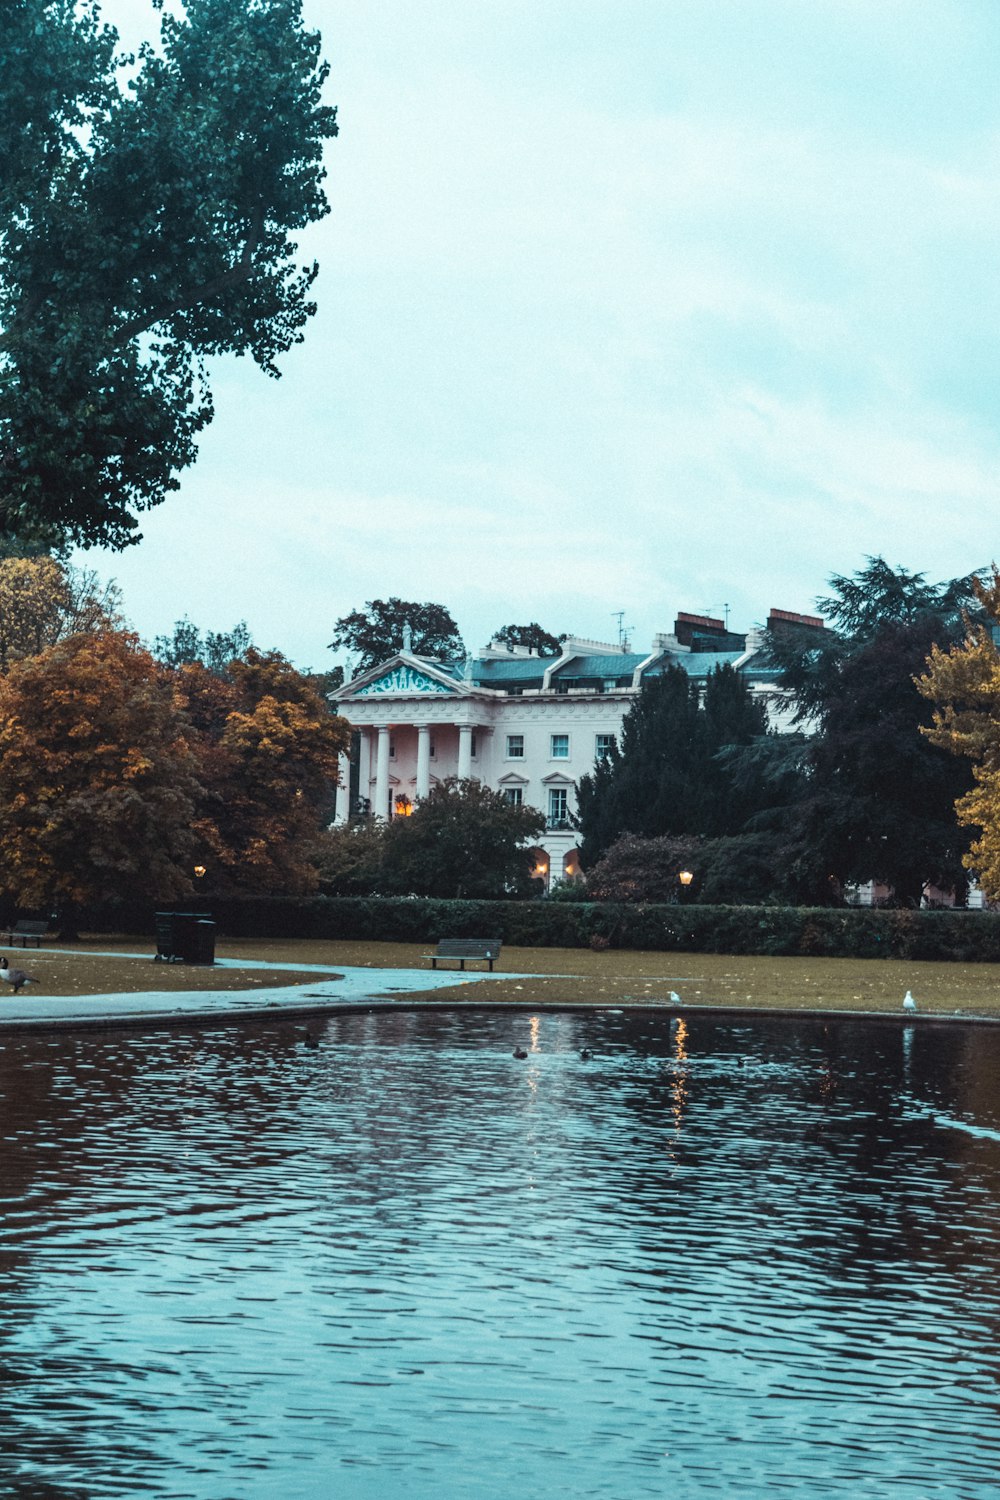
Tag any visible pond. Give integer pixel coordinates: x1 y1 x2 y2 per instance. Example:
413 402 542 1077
1 1007 999 1499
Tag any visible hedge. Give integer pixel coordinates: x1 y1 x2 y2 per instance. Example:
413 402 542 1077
82 894 1000 963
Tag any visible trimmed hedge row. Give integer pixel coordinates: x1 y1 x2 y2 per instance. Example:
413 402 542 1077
91 894 1000 963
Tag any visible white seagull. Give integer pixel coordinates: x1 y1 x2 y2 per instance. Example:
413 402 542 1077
0 957 37 994
903 991 917 1013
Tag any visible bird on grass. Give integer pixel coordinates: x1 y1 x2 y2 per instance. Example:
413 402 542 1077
0 958 37 994
903 991 917 1013
669 991 682 1005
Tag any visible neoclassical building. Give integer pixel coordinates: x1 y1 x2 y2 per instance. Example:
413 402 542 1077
329 609 815 887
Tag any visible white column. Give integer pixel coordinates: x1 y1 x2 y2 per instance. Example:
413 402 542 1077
375 726 391 819
457 723 473 780
334 751 351 824
416 725 431 800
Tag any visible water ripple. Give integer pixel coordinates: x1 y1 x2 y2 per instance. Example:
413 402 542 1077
0 1012 999 1497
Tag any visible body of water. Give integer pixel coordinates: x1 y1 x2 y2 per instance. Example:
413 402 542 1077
1 1007 999 1498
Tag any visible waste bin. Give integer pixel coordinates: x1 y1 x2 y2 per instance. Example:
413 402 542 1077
154 911 213 963
191 920 216 966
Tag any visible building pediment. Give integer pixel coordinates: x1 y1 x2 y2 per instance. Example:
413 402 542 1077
356 664 454 696
334 652 506 704
335 653 462 700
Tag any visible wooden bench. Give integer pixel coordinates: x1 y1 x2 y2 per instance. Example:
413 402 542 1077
3 920 52 948
430 938 502 972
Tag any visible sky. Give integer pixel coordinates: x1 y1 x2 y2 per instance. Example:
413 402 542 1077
86 0 1000 672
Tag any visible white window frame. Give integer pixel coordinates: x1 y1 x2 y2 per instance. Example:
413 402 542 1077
595 733 615 761
506 734 525 759
550 733 570 760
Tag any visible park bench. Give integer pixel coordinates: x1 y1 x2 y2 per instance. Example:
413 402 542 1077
3 920 52 948
429 938 502 972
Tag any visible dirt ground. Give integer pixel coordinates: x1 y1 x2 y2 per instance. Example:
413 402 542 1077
6 935 1000 1017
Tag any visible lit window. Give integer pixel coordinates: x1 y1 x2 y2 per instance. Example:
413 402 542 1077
595 733 615 761
503 787 523 807
506 734 524 759
551 734 569 759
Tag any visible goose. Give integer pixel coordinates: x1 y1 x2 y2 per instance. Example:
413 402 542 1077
0 958 37 994
512 1046 528 1060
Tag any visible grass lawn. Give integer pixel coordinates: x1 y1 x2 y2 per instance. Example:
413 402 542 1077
6 935 1000 1018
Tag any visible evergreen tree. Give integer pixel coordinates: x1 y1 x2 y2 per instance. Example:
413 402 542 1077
763 557 981 905
576 663 769 869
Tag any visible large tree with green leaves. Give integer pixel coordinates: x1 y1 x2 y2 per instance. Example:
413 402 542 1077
760 557 981 905
382 779 545 899
1 0 335 548
490 623 565 655
330 598 464 673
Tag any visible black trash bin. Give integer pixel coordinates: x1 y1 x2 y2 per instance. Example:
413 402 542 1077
191 920 216 966
154 911 213 963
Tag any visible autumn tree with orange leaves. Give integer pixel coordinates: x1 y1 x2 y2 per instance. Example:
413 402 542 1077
0 631 350 913
174 649 349 895
0 631 201 912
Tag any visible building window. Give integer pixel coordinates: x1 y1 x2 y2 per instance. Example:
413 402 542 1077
503 787 523 807
548 787 569 828
595 733 615 761
471 732 478 758
506 734 524 759
429 736 436 758
550 734 569 759
389 737 396 758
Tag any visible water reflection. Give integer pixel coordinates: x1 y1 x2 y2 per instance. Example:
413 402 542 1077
0 1012 999 1497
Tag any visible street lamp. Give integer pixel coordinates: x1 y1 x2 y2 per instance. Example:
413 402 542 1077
678 869 693 904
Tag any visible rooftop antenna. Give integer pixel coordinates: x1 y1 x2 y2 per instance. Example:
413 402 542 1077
612 610 629 652
702 604 731 630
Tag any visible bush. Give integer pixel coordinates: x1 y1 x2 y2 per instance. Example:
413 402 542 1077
78 893 1000 963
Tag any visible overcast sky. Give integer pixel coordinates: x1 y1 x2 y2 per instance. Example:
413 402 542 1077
87 0 1000 670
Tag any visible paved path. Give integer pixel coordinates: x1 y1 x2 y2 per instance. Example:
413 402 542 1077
0 952 519 1032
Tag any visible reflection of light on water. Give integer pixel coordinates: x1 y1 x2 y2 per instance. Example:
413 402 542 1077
671 1018 689 1133
529 1016 541 1052
902 1023 914 1085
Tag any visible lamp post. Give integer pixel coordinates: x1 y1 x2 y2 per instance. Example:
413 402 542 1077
678 869 694 904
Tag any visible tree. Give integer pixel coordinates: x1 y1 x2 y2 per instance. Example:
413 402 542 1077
1 0 336 548
917 567 1000 901
330 599 464 673
380 779 545 899
0 631 202 912
174 648 350 893
575 663 771 869
153 616 253 674
491 623 565 655
585 831 789 905
0 553 121 671
763 557 980 905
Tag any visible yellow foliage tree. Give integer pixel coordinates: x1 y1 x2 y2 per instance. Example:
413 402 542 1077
0 555 121 672
916 567 1000 898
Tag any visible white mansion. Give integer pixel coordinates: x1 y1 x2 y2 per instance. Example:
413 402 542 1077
330 608 816 888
